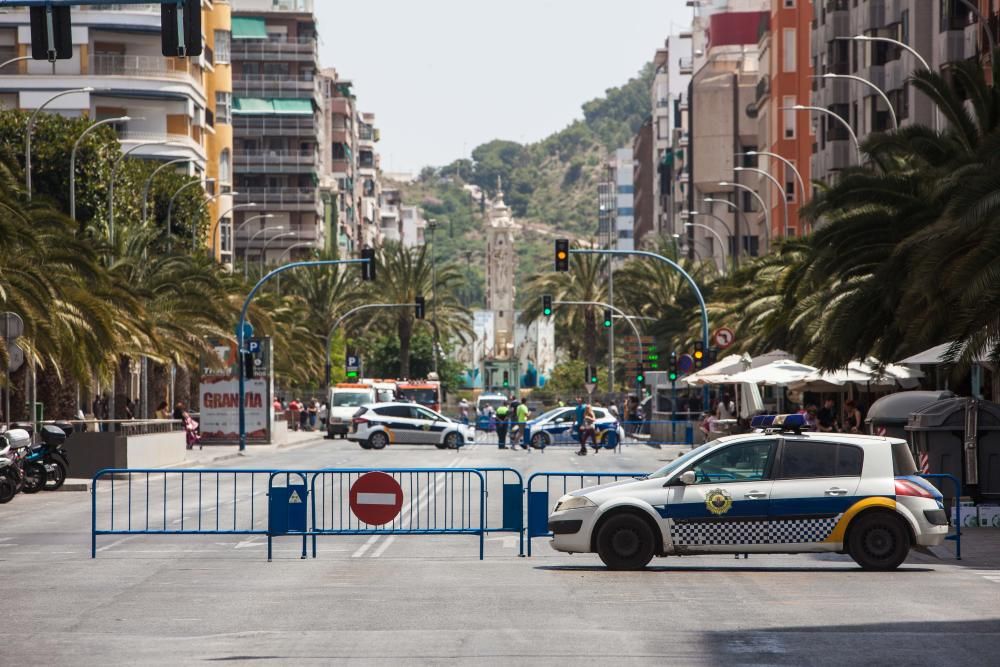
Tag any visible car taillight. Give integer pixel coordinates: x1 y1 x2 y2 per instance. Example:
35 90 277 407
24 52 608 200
895 479 935 499
352 417 369 426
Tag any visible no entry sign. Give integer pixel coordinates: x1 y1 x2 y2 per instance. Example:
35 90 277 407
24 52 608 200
349 472 403 526
712 327 735 350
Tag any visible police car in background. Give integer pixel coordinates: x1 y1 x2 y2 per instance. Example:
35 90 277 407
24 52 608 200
524 406 624 449
547 414 949 570
348 402 473 449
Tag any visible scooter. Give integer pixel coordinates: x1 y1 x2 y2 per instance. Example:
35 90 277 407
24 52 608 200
30 423 70 491
0 428 37 502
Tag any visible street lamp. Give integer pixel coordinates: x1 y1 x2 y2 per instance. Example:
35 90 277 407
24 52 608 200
703 197 749 263
194 189 236 250
259 231 298 274
689 209 735 268
214 203 258 261
0 55 29 70
70 115 130 221
784 105 862 163
141 157 191 226
684 222 727 275
737 151 807 205
108 140 170 246
427 218 440 374
243 224 284 280
812 74 898 129
234 213 275 273
847 35 930 71
25 87 96 199
718 181 772 251
166 177 214 252
734 165 790 239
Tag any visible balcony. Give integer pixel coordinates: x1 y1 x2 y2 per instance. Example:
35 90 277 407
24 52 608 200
231 37 318 63
232 74 318 97
232 115 315 136
678 56 693 75
234 149 319 174
235 187 321 211
88 54 200 82
755 76 769 104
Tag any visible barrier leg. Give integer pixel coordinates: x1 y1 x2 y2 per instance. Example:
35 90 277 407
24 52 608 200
301 534 307 560
312 534 317 559
267 534 272 562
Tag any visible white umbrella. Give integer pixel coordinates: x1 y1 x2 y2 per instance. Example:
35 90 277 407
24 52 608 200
726 360 818 386
790 358 924 392
685 349 793 386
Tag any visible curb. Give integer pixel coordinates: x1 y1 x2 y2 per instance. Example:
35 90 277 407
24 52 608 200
57 480 90 492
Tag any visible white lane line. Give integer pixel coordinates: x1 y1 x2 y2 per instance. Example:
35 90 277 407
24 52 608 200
95 535 140 553
370 535 395 558
351 535 381 558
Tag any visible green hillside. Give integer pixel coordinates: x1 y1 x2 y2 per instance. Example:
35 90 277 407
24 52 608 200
392 62 654 305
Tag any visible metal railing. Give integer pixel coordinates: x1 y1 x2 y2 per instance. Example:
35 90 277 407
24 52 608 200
234 150 319 172
231 39 318 62
232 116 315 136
235 187 320 209
232 75 318 97
88 54 199 81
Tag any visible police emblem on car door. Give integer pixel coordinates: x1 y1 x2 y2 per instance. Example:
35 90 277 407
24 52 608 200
662 441 776 552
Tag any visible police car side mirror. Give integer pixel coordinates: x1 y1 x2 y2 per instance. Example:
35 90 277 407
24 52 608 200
679 470 697 486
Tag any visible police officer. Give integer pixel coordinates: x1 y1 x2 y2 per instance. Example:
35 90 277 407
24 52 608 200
495 401 510 449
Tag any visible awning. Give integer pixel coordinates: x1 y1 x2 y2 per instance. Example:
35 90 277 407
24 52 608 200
897 342 990 365
685 350 794 386
232 17 268 39
272 98 314 115
790 359 923 392
233 97 272 114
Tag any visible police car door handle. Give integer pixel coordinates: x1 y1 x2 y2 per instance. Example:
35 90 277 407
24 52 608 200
744 491 767 499
825 487 849 496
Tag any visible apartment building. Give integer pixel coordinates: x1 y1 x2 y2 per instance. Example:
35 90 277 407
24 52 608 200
0 1 232 257
318 68 359 257
606 147 635 252
379 187 401 242
357 111 382 248
631 119 655 246
230 0 323 266
400 205 427 247
651 32 693 245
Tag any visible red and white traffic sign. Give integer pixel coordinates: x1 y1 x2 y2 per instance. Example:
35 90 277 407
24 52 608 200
349 472 403 526
712 327 736 350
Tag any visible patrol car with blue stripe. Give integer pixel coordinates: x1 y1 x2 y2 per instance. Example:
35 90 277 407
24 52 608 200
547 414 949 570
524 406 624 449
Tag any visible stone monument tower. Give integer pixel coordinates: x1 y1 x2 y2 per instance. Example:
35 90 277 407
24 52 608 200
485 178 519 360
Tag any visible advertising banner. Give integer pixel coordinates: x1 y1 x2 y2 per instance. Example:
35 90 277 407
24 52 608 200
199 338 272 444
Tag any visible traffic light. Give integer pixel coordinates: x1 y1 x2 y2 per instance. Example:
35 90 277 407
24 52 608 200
693 341 705 369
668 352 679 383
554 239 569 271
415 296 425 320
636 366 645 385
360 247 376 281
542 295 552 317
502 371 510 388
586 365 599 384
242 350 254 379
603 308 613 328
161 0 203 58
29 5 71 61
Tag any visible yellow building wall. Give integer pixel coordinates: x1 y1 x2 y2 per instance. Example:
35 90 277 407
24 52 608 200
204 1 233 260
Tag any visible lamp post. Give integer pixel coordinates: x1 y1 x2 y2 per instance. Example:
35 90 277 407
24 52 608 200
427 218 440 375
684 222 727 275
274 242 314 294
214 202 258 261
737 151 807 205
689 209 735 270
166 177 214 252
813 74 898 129
109 140 169 246
234 213 275 274
0 55 29 70
786 105 862 163
703 197 748 264
734 165 790 239
141 157 190 226
243 224 284 279
719 181 772 251
259 231 297 275
25 87 95 199
847 34 930 71
70 115 130 221
194 189 236 251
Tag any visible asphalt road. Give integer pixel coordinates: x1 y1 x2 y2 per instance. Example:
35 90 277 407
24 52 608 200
1 436 998 666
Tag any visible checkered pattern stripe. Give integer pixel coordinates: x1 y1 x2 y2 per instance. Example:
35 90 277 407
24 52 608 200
669 514 842 546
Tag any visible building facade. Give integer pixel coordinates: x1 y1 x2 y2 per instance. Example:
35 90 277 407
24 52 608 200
631 118 655 246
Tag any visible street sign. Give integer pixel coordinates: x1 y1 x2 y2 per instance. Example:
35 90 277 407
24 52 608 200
584 382 596 396
346 354 361 379
350 472 403 526
247 339 261 354
7 342 23 372
678 353 694 375
712 327 735 349
1 312 24 340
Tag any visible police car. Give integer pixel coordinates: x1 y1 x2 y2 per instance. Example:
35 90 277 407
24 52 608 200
347 402 472 449
547 414 949 570
524 406 624 449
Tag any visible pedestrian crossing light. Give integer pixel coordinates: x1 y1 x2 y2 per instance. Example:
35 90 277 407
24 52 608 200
555 239 570 271
415 295 425 320
360 248 376 281
502 371 510 388
586 365 599 384
668 352 679 383
603 308 613 328
636 367 645 385
693 341 705 369
542 295 552 317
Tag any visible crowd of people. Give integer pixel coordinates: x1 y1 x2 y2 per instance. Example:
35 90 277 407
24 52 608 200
272 397 328 432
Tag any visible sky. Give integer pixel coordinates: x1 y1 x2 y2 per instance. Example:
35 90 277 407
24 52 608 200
316 0 691 174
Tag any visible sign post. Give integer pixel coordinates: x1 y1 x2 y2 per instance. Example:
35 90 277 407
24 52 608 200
2 312 24 430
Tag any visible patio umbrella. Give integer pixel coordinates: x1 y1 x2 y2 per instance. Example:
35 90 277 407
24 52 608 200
726 360 818 386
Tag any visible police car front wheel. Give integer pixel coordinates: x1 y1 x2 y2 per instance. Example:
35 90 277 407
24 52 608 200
367 432 389 450
596 513 656 571
847 512 910 571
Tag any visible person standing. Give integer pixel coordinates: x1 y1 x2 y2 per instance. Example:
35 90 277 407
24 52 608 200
817 398 838 432
715 392 736 420
578 403 597 456
843 399 862 434
459 398 470 426
494 402 510 449
289 398 301 431
92 395 104 432
574 397 586 455
515 399 530 451
307 399 319 431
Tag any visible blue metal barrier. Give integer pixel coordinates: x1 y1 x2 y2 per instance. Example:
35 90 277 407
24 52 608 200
477 467 525 556
91 468 274 557
477 420 696 448
307 468 486 560
524 471 646 556
919 473 963 560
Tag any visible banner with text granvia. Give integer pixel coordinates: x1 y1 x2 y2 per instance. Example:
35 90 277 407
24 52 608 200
198 337 272 444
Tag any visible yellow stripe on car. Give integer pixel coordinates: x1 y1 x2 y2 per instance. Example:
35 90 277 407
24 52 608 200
384 427 394 444
824 496 896 543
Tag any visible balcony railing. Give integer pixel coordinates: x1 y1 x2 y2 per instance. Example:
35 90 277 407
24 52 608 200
88 54 199 81
231 38 318 62
232 116 315 136
232 74 318 96
234 149 319 172
235 187 320 209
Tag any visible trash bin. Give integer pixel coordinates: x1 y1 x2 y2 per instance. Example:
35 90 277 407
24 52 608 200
905 398 1000 502
865 390 954 440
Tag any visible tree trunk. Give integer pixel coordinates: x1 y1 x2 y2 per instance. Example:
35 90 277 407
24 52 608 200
398 316 414 379
36 365 78 420
584 308 598 369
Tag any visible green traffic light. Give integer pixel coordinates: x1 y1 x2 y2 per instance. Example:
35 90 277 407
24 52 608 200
668 372 678 381
543 308 552 316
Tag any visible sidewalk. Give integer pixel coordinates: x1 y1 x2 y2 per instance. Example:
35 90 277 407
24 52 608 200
910 527 1000 570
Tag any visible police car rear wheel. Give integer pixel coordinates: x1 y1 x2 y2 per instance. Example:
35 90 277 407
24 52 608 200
596 514 655 571
444 432 462 449
531 432 549 449
368 432 388 450
848 512 910 570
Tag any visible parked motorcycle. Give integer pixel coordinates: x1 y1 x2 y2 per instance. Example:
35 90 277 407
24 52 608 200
0 428 34 503
33 423 70 491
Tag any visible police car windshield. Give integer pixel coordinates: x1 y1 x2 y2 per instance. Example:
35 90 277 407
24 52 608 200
333 392 371 407
534 407 566 422
648 441 716 479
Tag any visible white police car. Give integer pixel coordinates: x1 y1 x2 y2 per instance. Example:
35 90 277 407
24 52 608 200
524 406 624 449
547 414 949 570
347 402 472 449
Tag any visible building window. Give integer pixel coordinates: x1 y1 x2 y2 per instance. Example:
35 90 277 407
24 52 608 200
783 28 796 72
784 0 794 6
332 143 347 160
900 10 910 45
219 148 231 184
220 218 232 253
783 95 796 139
215 92 231 125
214 30 231 64
784 161 797 203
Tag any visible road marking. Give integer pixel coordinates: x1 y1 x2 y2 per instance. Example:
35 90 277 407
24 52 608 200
351 535 380 558
371 535 395 557
95 535 139 553
972 570 1000 583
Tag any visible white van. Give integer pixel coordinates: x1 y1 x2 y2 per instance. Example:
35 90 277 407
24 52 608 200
327 383 377 438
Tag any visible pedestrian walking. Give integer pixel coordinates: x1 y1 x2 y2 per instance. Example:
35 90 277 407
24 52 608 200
459 398 470 426
297 398 309 432
515 400 530 451
577 403 597 456
495 402 510 449
318 401 328 429
155 401 169 420
715 392 736 420
307 399 319 431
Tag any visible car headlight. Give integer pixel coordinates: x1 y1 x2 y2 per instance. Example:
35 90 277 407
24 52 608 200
554 495 597 512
